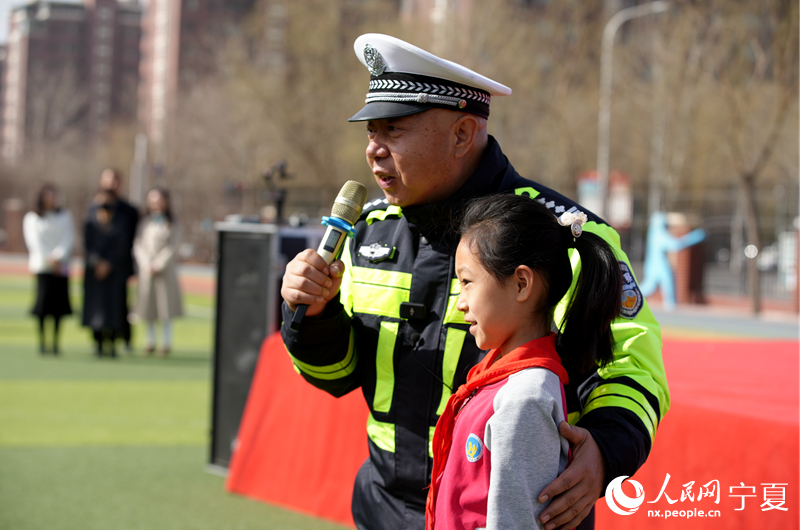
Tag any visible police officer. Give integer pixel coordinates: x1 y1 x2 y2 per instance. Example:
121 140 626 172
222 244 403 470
281 34 668 530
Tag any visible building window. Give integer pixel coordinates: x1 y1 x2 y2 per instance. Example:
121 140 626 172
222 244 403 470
35 5 50 20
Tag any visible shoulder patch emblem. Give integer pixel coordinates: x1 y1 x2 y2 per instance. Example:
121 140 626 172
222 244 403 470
465 433 484 463
358 242 396 262
619 261 643 319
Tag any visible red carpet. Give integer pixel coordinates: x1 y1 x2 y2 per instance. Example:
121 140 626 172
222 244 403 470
595 338 799 529
227 334 799 529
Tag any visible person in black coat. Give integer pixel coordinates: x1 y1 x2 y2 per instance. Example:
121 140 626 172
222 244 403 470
88 168 140 351
83 189 128 357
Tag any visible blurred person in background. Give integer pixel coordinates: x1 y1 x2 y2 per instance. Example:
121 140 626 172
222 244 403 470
133 188 183 357
93 168 139 351
22 183 75 355
83 189 128 358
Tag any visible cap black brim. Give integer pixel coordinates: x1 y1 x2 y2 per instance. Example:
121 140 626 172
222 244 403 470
347 101 429 122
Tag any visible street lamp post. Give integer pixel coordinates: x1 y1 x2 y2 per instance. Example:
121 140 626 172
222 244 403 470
596 1 670 218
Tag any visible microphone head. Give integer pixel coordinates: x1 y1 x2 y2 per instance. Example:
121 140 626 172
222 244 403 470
331 180 368 225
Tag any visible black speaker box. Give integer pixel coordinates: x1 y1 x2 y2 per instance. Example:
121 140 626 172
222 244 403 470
209 223 322 472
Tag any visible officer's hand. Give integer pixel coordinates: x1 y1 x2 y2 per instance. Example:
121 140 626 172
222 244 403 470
281 249 345 318
538 422 605 530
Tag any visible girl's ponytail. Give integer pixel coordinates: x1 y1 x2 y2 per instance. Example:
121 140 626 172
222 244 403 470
557 229 622 373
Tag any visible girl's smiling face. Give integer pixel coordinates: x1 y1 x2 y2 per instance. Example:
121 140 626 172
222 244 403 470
455 238 536 356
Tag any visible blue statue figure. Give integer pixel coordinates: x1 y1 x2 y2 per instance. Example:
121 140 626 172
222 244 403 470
639 211 706 311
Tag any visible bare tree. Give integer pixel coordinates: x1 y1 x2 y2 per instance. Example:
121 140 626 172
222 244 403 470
668 0 799 313
24 64 90 172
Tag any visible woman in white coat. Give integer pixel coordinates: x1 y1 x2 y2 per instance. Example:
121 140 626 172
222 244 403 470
133 188 183 356
23 183 75 354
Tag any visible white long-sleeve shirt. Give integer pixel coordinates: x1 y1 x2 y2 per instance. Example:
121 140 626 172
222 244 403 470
22 209 75 274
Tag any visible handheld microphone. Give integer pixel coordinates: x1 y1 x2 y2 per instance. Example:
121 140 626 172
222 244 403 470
290 180 368 331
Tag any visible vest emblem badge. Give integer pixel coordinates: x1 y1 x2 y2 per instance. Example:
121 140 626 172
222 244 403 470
358 242 396 262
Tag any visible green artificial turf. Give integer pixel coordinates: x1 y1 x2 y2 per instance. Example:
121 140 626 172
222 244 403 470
0 273 350 530
0 446 348 530
0 381 208 446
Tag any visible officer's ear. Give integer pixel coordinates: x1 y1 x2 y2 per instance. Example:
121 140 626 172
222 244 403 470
452 114 483 160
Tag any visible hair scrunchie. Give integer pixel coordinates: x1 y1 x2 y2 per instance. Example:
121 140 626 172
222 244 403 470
557 210 588 247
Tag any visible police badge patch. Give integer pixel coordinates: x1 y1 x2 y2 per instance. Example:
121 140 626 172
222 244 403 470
358 242 396 262
618 261 643 319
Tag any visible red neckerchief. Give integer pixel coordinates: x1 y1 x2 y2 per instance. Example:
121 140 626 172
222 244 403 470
425 333 569 530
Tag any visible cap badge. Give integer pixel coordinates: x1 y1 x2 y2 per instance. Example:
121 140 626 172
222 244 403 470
363 44 386 76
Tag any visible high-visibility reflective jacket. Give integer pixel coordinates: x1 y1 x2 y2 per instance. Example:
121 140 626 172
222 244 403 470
281 137 669 530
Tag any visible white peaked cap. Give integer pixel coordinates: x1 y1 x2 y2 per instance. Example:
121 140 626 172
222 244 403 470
348 33 512 122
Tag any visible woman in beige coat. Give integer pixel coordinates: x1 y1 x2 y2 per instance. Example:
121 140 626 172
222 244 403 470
133 188 183 356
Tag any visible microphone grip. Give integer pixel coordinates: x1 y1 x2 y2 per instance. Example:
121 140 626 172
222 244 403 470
289 224 348 332
290 304 308 331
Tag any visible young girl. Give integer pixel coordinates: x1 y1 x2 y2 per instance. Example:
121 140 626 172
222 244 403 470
426 193 623 530
83 189 128 357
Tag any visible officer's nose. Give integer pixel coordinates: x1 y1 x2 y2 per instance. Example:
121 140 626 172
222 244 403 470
366 137 388 162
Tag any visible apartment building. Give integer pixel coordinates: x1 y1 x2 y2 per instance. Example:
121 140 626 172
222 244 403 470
1 0 141 162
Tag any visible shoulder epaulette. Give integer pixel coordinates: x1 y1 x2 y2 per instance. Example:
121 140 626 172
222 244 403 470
360 198 389 218
359 198 404 225
513 186 606 226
